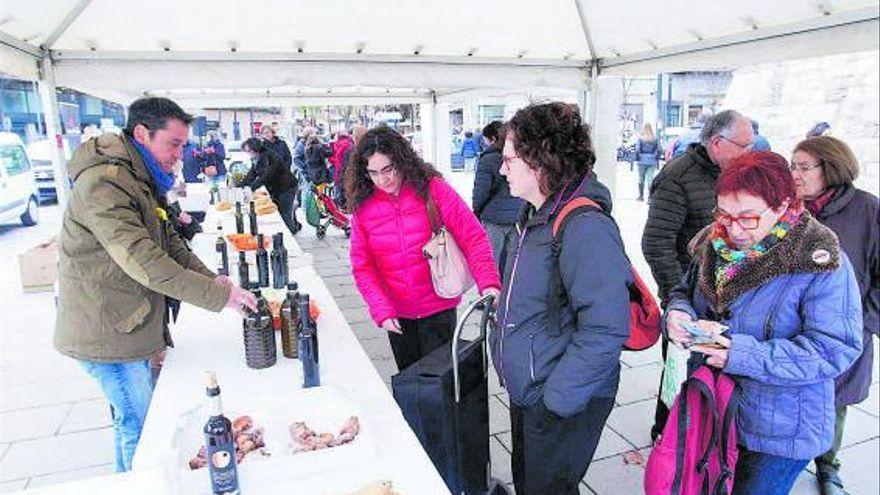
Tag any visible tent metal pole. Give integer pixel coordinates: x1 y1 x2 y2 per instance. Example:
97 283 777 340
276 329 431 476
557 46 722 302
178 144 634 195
37 56 71 209
42 0 94 50
572 0 598 62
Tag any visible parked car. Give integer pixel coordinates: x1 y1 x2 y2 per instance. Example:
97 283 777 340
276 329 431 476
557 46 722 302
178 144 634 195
0 132 40 226
26 138 71 203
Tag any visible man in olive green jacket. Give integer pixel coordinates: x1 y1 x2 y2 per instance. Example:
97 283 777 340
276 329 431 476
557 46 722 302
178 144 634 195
54 97 256 472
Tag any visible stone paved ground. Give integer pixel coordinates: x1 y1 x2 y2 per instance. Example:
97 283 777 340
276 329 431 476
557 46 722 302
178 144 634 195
0 166 877 493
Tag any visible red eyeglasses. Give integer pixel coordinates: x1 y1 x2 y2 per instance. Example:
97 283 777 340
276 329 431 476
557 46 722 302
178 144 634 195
713 206 771 230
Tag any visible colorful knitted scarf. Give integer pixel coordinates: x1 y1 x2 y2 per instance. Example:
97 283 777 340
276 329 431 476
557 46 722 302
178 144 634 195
710 206 803 291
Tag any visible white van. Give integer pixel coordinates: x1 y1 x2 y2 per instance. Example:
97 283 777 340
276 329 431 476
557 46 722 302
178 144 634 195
0 132 40 226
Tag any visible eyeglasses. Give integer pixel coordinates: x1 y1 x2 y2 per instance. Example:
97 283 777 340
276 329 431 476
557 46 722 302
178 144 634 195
366 164 395 180
789 160 823 173
718 135 755 151
713 206 771 230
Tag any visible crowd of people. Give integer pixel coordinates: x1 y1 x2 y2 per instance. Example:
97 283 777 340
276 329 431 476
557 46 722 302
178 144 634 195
51 95 876 495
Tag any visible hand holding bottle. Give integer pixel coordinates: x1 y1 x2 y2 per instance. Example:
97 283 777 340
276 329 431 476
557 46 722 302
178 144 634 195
226 285 258 315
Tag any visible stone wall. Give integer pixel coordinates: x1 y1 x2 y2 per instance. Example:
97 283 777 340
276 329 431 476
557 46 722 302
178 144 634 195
723 50 880 194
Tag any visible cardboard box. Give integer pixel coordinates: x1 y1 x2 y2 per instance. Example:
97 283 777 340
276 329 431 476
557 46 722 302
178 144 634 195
18 237 59 293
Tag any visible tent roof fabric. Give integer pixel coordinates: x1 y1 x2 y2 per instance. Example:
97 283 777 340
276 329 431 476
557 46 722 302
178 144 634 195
1 0 878 102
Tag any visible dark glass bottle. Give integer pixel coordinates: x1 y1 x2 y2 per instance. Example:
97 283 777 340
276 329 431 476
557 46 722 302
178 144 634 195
279 282 300 359
215 225 228 276
237 252 249 289
271 233 289 289
203 371 240 495
248 200 258 236
234 202 244 234
297 293 320 387
242 289 276 369
255 234 269 288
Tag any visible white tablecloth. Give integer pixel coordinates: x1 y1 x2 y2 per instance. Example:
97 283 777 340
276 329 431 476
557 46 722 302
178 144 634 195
25 196 451 495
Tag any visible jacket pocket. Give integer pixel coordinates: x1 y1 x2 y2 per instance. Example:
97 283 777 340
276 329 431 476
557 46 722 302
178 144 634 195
740 381 802 439
113 297 152 334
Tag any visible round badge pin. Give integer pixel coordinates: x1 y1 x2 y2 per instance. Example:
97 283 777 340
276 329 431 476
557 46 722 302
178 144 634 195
812 249 831 265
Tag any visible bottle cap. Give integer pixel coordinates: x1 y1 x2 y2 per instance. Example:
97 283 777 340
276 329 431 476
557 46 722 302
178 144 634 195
204 370 218 388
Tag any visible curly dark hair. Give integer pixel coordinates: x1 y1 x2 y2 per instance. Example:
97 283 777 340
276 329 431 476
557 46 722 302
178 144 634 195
504 102 595 196
344 127 441 211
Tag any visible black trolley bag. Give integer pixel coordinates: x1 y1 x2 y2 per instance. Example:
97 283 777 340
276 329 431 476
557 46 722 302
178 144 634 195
391 295 509 495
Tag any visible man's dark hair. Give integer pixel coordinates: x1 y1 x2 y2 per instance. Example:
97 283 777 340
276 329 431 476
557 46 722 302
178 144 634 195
124 97 193 134
482 120 503 142
243 137 266 153
464 131 473 138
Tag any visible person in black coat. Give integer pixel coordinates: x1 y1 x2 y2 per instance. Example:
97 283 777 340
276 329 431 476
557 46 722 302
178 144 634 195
792 136 879 495
241 138 302 235
304 135 333 185
261 125 293 170
472 120 524 274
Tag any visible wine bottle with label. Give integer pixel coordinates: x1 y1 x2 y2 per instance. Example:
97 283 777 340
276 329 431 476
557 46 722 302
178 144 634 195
203 371 240 495
215 225 228 276
297 293 320 387
255 234 269 288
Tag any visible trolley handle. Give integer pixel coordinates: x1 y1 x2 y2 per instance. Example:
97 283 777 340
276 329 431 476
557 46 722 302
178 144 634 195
452 294 496 404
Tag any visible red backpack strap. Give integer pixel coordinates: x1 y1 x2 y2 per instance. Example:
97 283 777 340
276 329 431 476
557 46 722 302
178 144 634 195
547 197 604 336
552 197 602 236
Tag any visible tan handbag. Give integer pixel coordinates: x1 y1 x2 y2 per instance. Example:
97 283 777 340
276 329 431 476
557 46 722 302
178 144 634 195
422 193 475 298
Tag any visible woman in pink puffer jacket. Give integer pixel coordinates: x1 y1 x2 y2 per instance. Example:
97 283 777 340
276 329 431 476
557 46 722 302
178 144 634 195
345 127 501 371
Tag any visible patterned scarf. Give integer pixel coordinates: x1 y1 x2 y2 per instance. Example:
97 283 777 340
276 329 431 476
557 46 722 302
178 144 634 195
804 187 837 216
710 206 803 291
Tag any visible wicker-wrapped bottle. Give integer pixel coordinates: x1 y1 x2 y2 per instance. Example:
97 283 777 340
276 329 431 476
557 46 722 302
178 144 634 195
242 289 276 369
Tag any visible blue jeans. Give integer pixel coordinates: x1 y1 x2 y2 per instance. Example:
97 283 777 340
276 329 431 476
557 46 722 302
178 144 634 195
79 360 154 472
733 448 809 495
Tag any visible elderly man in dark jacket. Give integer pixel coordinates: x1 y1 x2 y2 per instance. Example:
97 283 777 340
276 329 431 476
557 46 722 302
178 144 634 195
472 121 524 274
641 109 754 440
792 135 879 495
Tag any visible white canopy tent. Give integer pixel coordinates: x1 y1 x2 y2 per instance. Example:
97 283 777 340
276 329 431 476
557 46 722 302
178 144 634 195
2 0 878 205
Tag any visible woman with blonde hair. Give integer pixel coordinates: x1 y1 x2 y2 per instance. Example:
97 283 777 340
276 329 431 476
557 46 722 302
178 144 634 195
635 123 662 201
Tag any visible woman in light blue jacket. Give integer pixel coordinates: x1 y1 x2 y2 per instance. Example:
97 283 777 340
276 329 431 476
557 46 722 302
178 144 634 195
665 151 862 495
